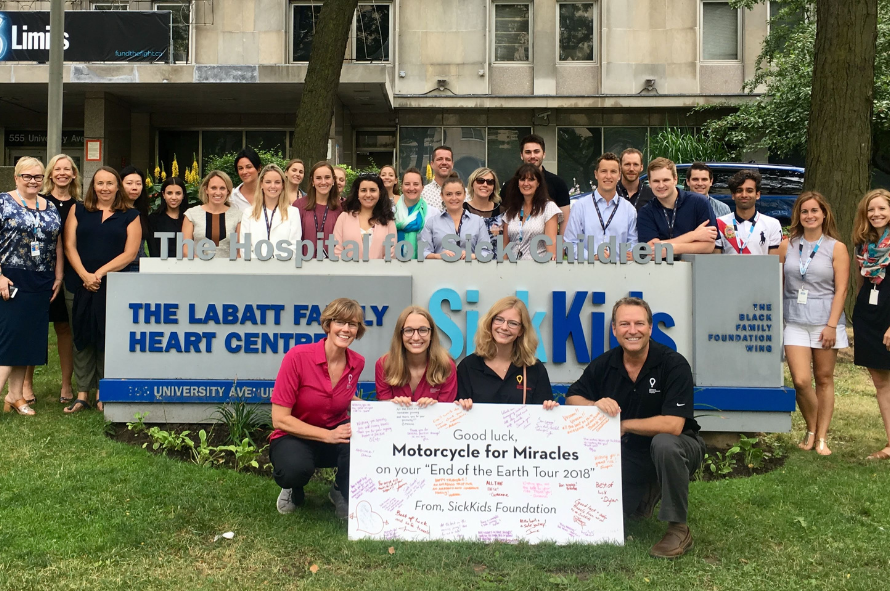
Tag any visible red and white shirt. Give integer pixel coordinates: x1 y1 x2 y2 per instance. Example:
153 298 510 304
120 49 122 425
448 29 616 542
716 212 783 255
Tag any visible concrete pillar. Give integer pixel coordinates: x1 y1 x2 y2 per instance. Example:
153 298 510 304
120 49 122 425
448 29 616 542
83 92 107 183
83 92 133 183
130 113 152 171
533 0 557 95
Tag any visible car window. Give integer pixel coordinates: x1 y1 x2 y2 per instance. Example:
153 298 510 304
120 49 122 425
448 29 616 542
758 168 805 195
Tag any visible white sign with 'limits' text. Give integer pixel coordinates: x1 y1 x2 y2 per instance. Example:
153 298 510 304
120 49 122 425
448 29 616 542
347 402 624 545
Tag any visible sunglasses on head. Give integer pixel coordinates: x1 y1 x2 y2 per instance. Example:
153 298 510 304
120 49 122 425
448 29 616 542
474 178 496 186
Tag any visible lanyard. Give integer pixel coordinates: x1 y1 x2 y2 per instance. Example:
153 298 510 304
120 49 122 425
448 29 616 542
455 214 464 239
799 236 824 277
16 191 40 234
593 194 620 234
659 194 681 239
312 206 329 237
731 213 759 253
262 205 278 240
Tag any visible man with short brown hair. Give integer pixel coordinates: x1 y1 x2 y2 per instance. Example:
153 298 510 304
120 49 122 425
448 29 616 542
616 148 654 211
566 297 705 559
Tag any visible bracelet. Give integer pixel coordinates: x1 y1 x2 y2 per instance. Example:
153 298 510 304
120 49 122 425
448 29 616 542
826 324 837 329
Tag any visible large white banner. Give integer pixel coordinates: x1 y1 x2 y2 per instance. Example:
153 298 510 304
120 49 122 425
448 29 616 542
347 401 624 545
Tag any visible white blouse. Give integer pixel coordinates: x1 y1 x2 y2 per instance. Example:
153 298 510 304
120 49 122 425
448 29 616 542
504 200 561 260
239 206 302 255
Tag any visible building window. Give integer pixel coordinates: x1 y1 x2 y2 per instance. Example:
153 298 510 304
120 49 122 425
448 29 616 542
292 3 322 62
354 3 391 62
557 127 602 194
558 2 596 62
493 3 531 62
487 127 531 185
355 130 396 169
155 2 191 63
398 127 444 176
92 2 129 9
702 1 740 61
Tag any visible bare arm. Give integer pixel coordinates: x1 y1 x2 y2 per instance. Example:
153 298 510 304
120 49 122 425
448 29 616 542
818 241 849 348
64 210 89 281
544 214 558 258
271 403 350 443
181 216 194 257
51 236 64 301
621 415 685 437
95 217 143 279
558 205 571 237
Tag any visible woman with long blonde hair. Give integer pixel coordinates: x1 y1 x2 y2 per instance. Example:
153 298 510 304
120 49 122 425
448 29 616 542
778 191 849 455
851 189 890 460
375 306 456 407
456 296 556 409
238 164 302 257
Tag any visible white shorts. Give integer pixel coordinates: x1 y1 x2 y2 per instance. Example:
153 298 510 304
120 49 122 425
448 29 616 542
784 322 849 349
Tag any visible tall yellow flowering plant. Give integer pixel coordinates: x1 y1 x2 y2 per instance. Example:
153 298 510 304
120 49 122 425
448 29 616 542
146 154 202 211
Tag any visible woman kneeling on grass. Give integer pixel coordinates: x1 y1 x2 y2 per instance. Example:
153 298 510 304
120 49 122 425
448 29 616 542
375 306 457 407
269 298 365 519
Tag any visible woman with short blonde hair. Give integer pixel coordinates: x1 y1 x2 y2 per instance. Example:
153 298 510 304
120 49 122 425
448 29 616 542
375 306 457 407
456 296 555 409
182 170 241 258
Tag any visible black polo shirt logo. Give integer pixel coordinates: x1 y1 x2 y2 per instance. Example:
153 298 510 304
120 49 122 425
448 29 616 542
648 377 660 394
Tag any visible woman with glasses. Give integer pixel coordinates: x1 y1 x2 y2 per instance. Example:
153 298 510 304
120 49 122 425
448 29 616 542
270 298 365 520
375 306 457 407
456 296 556 409
465 167 502 240
0 158 63 416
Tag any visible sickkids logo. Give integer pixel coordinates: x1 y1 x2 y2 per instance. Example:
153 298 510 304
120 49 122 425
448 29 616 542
429 289 677 363
0 15 8 59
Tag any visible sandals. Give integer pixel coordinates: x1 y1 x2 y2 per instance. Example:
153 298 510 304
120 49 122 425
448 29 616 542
798 431 815 451
60 390 74 404
64 399 92 414
815 438 832 456
866 445 890 461
3 396 36 416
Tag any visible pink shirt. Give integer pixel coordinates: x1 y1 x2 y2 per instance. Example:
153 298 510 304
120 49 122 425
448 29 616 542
332 212 398 259
270 338 365 440
374 356 458 403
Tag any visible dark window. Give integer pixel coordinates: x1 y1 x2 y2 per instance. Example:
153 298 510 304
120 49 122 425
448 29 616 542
355 4 390 61
156 2 191 63
293 4 322 62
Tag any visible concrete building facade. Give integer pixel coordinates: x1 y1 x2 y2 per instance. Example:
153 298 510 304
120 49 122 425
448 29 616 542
0 0 772 187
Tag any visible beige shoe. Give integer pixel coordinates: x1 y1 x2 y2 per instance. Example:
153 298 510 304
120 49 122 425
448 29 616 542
649 523 693 559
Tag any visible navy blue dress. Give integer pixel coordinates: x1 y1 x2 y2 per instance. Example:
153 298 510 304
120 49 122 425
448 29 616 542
0 192 61 365
66 203 140 352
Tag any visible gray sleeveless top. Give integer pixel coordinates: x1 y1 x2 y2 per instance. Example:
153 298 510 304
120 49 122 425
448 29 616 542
783 236 846 326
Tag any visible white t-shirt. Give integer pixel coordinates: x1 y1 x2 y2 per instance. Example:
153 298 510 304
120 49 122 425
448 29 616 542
716 211 783 255
505 200 561 260
231 184 252 213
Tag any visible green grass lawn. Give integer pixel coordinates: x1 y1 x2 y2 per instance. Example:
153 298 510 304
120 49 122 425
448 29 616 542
2 340 889 590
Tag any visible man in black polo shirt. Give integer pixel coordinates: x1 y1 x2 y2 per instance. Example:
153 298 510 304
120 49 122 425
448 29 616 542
566 297 705 559
506 134 571 235
616 148 655 211
637 157 717 255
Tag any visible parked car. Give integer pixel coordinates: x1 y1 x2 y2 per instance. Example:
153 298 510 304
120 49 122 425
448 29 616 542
572 163 805 226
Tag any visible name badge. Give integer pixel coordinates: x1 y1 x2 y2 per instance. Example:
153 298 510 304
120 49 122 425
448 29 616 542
30 242 40 258
870 287 879 306
797 288 808 305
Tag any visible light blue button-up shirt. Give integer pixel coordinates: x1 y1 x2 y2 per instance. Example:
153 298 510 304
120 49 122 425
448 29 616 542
564 190 638 257
420 209 491 258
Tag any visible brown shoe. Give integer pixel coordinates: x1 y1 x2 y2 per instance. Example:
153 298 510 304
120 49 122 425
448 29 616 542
649 523 693 559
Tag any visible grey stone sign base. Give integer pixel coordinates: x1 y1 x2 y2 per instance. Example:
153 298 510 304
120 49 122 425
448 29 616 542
104 403 790 434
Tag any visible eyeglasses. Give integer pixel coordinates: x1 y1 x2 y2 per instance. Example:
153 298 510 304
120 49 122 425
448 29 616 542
402 327 431 337
18 174 45 182
493 316 521 329
474 178 496 186
333 320 360 330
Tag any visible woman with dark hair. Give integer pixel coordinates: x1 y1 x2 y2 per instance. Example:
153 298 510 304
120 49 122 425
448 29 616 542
147 177 188 257
230 147 262 212
119 166 150 271
284 158 306 204
270 298 366 519
295 162 342 257
778 191 849 455
64 166 142 413
456 296 555 409
0 157 62 416
332 174 396 259
375 306 457 406
851 189 890 460
501 164 559 261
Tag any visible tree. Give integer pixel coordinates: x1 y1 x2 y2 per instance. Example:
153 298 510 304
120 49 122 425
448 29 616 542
804 1 878 243
292 0 361 167
702 0 889 174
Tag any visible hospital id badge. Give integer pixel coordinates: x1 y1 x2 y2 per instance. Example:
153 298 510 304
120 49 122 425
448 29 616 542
30 242 40 258
871 287 880 306
797 288 808 305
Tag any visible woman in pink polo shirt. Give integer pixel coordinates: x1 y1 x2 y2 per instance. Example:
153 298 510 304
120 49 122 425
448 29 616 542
270 298 366 519
375 306 457 406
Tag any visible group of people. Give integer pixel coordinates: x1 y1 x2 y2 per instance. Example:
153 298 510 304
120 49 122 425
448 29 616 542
3 140 890 556
270 295 701 558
